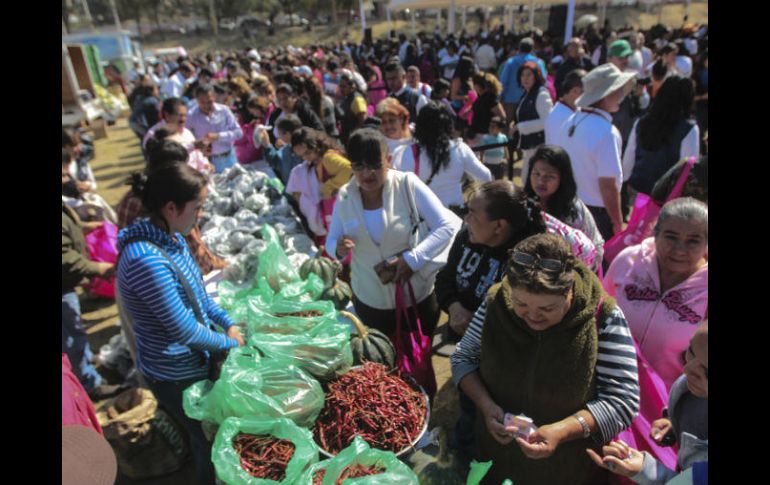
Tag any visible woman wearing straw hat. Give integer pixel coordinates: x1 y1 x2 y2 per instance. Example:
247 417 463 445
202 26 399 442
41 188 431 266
559 63 636 243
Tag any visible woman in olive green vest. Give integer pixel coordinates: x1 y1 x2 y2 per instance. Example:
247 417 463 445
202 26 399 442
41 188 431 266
458 233 633 485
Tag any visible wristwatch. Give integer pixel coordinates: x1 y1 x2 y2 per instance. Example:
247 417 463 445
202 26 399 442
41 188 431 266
573 414 591 439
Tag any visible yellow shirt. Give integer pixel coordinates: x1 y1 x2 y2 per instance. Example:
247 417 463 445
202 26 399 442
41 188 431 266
316 150 353 199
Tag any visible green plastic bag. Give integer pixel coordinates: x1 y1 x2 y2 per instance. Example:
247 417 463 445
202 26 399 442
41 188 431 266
212 416 319 485
265 176 285 194
277 272 325 301
465 460 494 485
248 320 353 381
244 299 337 336
298 436 419 485
256 224 300 292
183 350 324 428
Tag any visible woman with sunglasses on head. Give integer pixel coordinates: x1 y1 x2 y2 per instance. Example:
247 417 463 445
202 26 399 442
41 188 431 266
603 198 708 391
588 321 708 485
450 232 640 485
325 128 461 391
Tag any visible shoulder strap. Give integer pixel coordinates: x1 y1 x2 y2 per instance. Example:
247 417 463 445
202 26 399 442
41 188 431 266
410 143 421 177
666 156 697 202
594 296 605 331
121 237 207 326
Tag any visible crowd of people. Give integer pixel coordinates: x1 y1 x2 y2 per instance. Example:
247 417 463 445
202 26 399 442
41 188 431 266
63 18 708 485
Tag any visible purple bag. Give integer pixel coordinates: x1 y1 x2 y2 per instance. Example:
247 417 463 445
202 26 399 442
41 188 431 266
604 157 696 265
394 281 437 401
85 221 118 299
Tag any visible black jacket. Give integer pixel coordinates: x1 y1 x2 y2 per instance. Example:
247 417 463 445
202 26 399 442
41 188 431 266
268 99 324 140
435 227 517 314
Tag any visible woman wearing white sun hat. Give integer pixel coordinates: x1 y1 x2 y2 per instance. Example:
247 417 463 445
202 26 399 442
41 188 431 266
558 63 637 246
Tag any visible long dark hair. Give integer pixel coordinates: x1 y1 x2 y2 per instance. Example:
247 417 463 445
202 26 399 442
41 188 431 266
129 131 188 194
301 75 326 123
523 145 579 222
638 75 694 151
291 127 343 157
453 56 476 84
140 163 207 218
414 102 453 178
474 180 547 245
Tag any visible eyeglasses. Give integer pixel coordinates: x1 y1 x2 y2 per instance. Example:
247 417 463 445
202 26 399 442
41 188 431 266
510 251 564 273
352 161 383 171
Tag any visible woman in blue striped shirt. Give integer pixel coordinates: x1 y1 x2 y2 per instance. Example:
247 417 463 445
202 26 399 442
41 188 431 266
117 162 244 485
450 233 639 485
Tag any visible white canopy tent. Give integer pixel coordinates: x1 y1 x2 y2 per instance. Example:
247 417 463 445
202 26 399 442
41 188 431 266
387 0 608 43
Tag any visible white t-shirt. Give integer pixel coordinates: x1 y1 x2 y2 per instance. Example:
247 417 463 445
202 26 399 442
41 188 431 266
391 140 492 207
475 44 497 70
559 108 623 208
544 101 576 149
439 52 459 79
385 136 413 158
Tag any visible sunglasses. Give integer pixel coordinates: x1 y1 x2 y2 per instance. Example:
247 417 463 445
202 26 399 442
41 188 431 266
352 160 384 171
510 251 564 273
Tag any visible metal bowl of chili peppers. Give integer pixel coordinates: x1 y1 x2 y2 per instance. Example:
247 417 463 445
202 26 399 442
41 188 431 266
313 362 430 459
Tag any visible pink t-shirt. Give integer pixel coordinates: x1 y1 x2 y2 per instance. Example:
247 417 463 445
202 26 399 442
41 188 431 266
62 354 103 435
603 238 708 390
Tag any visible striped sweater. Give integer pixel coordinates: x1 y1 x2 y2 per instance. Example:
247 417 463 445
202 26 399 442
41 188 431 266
117 219 238 382
451 300 640 444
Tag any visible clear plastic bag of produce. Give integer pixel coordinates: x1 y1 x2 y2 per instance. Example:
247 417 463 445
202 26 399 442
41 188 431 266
248 319 353 381
256 224 300 291
212 415 319 485
244 297 336 336
299 436 419 485
183 350 324 429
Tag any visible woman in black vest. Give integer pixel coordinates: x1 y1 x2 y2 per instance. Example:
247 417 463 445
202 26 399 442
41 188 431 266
512 61 553 184
624 75 700 196
453 233 640 485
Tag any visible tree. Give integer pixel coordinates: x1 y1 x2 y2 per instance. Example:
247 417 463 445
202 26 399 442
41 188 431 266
117 0 144 39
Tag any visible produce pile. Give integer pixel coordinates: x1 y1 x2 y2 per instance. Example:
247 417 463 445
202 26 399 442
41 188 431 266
232 433 295 481
313 362 429 455
200 163 315 283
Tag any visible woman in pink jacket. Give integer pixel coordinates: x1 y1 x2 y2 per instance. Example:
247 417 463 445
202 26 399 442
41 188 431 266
603 197 708 390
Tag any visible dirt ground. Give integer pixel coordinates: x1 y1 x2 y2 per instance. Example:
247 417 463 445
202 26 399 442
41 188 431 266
83 117 462 483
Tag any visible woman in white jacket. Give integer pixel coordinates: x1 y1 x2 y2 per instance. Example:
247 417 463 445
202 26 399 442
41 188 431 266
327 129 461 388
511 61 554 183
391 101 491 215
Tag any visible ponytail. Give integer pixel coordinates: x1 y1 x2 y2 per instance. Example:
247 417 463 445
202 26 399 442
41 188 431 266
474 180 547 243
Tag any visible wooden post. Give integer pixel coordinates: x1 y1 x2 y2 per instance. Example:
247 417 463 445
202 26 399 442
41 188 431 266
529 0 535 32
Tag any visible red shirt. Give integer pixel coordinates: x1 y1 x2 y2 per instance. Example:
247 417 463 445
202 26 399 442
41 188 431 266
62 354 103 435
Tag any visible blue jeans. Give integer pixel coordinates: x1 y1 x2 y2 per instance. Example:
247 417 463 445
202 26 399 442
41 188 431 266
210 149 237 174
145 377 216 485
62 291 102 392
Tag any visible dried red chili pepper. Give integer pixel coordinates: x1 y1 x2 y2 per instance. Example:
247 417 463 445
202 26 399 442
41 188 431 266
232 433 295 481
272 310 324 318
312 362 428 454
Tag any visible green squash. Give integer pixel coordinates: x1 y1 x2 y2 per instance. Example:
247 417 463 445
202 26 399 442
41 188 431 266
321 279 352 310
341 310 396 369
299 247 341 290
413 429 464 485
